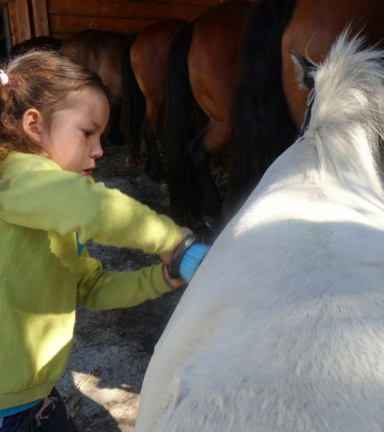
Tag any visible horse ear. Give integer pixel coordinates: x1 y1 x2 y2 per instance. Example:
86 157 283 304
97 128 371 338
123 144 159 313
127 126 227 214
290 49 317 90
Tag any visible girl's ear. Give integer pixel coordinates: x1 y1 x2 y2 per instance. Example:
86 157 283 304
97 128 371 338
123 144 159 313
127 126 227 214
21 109 44 141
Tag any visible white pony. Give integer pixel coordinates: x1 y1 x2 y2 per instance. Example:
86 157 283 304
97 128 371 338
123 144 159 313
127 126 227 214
135 31 384 432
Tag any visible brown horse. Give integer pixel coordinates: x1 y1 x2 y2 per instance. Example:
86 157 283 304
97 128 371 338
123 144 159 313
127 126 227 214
282 0 384 129
60 29 132 104
10 36 62 56
231 0 384 212
60 29 135 146
230 0 296 213
121 19 186 180
165 0 254 232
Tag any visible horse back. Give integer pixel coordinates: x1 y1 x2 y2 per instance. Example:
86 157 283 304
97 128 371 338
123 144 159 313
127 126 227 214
60 29 130 101
10 36 62 56
136 140 384 432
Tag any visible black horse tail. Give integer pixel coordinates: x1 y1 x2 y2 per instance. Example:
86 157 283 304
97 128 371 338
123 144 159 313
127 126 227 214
121 32 145 163
230 0 297 213
165 22 201 225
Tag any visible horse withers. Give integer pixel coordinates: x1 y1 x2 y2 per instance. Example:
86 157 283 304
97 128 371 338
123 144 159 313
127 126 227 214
135 31 384 431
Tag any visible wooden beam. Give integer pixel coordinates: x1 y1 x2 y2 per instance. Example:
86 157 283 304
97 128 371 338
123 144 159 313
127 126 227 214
8 0 31 44
47 0 213 21
49 14 158 35
31 0 49 36
2 5 12 54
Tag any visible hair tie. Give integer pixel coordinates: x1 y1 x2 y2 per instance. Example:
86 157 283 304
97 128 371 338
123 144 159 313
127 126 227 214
0 70 9 86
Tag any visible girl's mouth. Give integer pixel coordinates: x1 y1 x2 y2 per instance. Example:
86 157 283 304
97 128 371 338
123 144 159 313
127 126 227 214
83 168 94 177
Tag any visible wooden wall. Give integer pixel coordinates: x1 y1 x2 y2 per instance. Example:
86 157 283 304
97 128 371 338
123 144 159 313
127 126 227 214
4 0 222 45
1 0 50 46
48 0 221 39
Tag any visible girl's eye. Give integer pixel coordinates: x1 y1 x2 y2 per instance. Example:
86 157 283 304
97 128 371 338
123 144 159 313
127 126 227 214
83 130 92 138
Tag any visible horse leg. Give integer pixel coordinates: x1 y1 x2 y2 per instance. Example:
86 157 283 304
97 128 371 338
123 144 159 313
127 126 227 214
188 130 223 236
108 102 125 145
142 122 166 182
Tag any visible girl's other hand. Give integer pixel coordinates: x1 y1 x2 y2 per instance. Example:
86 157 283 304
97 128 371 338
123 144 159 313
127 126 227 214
162 264 186 290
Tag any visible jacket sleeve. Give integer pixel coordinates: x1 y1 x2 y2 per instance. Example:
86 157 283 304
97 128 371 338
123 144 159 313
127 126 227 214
0 155 181 254
76 252 172 310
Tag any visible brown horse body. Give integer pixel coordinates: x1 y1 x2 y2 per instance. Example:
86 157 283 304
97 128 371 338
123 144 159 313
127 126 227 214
188 1 253 155
122 19 186 180
282 0 384 128
165 1 253 232
60 29 135 147
131 19 186 138
60 29 132 104
10 36 62 56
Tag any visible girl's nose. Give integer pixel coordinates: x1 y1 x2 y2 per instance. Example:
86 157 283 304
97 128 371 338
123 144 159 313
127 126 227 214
91 140 104 159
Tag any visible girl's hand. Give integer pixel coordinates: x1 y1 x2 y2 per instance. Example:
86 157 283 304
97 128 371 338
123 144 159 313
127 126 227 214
160 226 193 266
162 264 186 290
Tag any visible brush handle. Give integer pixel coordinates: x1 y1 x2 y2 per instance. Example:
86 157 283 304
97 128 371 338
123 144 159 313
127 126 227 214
168 234 210 282
168 234 198 279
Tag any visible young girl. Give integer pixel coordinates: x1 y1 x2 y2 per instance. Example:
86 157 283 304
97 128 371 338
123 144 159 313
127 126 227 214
0 50 190 431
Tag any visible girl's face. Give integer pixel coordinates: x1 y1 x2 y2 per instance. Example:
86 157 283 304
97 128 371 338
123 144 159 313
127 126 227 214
40 87 110 176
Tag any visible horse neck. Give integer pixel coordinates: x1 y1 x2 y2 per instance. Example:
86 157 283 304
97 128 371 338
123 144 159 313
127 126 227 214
308 117 383 198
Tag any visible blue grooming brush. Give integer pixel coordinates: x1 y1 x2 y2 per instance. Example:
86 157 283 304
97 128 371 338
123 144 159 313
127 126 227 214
168 234 211 283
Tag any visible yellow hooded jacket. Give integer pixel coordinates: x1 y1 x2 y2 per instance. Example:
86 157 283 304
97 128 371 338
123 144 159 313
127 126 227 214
0 152 182 410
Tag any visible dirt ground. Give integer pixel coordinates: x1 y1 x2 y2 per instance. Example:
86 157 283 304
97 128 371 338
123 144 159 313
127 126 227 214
56 142 186 431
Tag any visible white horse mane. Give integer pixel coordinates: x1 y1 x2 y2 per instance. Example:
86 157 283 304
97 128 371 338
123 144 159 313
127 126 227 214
305 29 384 195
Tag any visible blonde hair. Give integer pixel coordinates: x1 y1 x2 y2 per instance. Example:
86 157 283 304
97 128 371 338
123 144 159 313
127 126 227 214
0 49 111 161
